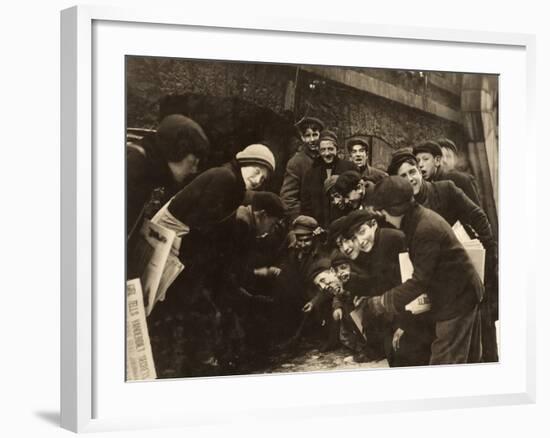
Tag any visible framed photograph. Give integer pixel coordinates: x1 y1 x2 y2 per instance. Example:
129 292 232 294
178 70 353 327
61 5 536 433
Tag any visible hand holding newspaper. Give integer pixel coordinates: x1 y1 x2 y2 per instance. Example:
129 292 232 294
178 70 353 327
399 221 486 315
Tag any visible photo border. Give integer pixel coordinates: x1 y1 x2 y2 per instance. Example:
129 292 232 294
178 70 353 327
60 5 536 433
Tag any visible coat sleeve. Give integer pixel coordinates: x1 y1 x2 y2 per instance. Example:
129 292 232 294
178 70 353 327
300 169 314 217
280 157 302 219
448 182 496 250
382 226 444 314
448 171 482 207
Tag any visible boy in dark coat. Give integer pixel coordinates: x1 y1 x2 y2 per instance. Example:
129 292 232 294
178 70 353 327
388 149 498 362
346 137 387 183
301 130 357 227
280 116 324 220
367 176 484 365
126 114 210 238
413 140 481 206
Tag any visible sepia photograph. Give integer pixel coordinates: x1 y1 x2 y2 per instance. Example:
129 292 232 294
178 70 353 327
124 56 499 381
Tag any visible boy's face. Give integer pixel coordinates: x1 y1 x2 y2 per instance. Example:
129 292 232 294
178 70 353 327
334 263 351 283
330 191 345 209
301 126 321 152
353 220 377 253
346 182 365 202
337 236 361 260
441 147 457 171
350 144 368 168
255 212 281 238
416 152 441 180
313 269 343 296
319 140 337 164
294 233 313 250
397 161 423 195
169 153 200 184
241 165 269 190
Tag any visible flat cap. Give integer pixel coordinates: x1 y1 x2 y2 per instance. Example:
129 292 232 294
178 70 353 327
295 116 325 133
334 170 362 196
413 141 442 158
346 137 369 152
327 216 348 245
319 129 338 144
436 138 458 155
331 249 351 267
371 175 414 211
306 255 333 283
387 148 417 176
291 215 319 236
251 191 285 218
342 209 378 238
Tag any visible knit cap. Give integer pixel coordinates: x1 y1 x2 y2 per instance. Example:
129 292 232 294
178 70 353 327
236 144 276 173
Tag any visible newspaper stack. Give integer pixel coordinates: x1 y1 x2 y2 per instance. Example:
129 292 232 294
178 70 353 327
126 279 156 381
399 221 486 314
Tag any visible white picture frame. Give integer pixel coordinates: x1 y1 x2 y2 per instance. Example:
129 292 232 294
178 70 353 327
60 5 536 433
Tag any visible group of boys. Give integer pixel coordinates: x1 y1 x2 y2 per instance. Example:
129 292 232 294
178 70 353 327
127 112 498 376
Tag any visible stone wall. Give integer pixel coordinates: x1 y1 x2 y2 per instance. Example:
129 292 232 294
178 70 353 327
126 56 467 170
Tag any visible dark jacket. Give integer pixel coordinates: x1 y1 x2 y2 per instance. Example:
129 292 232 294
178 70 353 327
382 204 484 321
415 180 495 251
279 147 317 220
126 136 179 235
301 157 358 228
359 164 388 184
431 167 481 206
352 228 407 297
167 159 246 232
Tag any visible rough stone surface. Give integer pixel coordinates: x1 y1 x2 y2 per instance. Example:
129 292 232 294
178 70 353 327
126 57 467 173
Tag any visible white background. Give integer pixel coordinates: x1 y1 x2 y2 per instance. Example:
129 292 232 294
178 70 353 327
0 0 546 437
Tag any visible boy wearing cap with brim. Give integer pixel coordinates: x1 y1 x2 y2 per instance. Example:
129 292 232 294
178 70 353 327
149 143 276 301
336 210 407 360
301 130 358 228
346 137 387 183
388 148 499 362
413 140 481 206
307 254 373 359
275 216 326 341
280 116 325 220
437 138 459 172
367 176 484 365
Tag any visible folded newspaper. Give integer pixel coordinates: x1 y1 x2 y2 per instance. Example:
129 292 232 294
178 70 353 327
126 279 156 381
399 221 486 315
131 219 184 315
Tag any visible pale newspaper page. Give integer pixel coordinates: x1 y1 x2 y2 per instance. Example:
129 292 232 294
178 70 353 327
126 279 157 381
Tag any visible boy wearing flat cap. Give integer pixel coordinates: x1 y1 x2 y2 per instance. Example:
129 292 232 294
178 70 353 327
275 215 326 340
388 148 499 362
346 137 387 183
333 170 372 213
413 140 481 206
437 138 459 172
368 176 484 365
301 130 358 228
280 116 325 220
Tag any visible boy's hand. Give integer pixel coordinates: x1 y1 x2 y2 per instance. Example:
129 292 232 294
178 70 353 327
353 296 366 308
302 301 314 313
332 308 343 321
392 328 405 351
